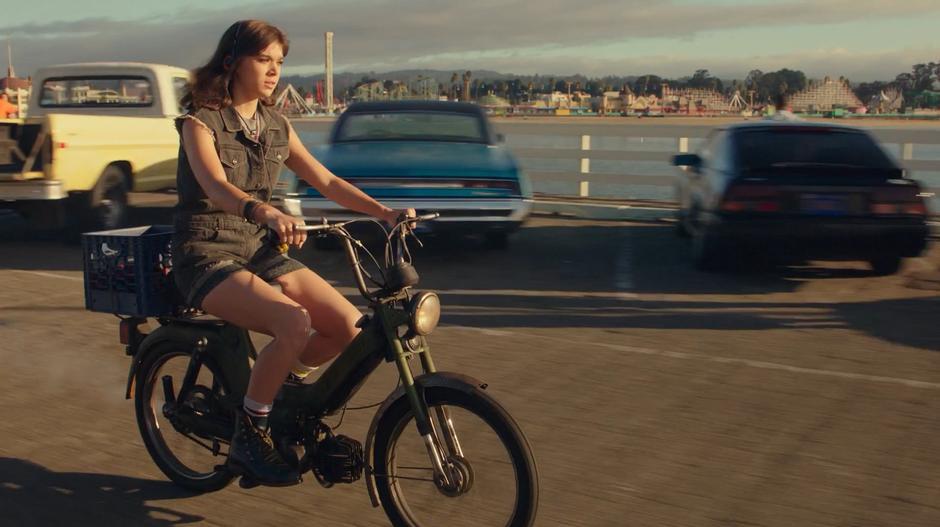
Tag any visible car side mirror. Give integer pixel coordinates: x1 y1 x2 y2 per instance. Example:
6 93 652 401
672 154 702 173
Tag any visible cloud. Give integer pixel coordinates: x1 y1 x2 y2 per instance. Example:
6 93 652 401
1 0 938 80
389 45 940 81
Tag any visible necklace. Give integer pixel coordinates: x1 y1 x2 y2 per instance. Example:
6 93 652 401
236 109 261 142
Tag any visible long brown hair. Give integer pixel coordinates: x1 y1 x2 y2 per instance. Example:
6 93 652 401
181 20 290 112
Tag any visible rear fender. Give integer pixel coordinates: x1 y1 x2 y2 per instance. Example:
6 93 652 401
124 322 254 401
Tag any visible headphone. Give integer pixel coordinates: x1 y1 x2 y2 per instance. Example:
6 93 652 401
223 21 243 69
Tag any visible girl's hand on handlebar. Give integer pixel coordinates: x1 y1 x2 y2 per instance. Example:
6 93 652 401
255 203 307 248
381 208 416 230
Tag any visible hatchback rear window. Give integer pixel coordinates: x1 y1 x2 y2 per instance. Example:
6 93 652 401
736 129 896 172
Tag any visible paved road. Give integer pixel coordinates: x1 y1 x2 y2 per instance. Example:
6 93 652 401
1 201 939 526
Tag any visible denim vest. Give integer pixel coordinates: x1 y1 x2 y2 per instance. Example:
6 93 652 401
174 103 291 225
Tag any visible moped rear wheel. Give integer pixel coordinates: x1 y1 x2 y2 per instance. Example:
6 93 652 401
372 385 539 527
134 341 235 492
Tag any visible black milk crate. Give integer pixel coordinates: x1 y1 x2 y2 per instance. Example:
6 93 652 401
82 225 176 317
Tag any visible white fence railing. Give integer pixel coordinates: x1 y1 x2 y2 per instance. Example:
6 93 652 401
493 121 940 203
292 118 940 211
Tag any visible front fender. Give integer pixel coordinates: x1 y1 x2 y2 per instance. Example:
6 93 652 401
363 371 488 507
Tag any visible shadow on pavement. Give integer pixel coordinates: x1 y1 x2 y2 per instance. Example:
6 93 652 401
0 202 177 272
0 205 893 297
305 221 817 296
834 295 940 352
436 292 940 351
3 210 934 350
0 457 203 526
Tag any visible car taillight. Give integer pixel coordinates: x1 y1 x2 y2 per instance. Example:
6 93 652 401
870 187 927 216
720 185 782 213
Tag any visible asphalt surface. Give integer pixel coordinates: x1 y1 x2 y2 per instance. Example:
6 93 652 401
1 198 939 526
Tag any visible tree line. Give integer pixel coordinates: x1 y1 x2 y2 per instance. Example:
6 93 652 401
309 62 940 109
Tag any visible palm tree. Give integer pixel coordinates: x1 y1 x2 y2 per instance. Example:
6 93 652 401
463 71 472 102
450 72 459 100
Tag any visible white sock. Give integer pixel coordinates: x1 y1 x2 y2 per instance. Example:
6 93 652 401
243 396 272 418
289 360 319 381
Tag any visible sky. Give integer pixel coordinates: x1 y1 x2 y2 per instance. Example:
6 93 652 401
1 0 939 82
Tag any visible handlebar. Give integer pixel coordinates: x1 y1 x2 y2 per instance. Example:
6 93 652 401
271 212 440 302
293 212 440 234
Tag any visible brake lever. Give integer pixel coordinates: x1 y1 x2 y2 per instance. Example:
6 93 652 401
408 228 424 249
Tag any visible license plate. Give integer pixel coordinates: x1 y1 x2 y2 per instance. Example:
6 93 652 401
800 193 847 216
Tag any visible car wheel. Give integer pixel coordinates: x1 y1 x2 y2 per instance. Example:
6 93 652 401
692 228 726 272
868 254 902 276
675 211 691 238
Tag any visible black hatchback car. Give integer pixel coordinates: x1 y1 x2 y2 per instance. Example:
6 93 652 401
673 122 930 274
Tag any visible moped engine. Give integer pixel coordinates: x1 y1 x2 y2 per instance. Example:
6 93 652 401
309 424 364 487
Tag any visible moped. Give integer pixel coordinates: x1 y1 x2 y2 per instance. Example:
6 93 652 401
88 214 539 526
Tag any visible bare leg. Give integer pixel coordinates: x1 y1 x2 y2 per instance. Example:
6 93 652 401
275 268 363 367
200 270 310 404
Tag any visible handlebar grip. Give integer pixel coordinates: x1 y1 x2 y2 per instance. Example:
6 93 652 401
263 227 303 255
294 224 333 232
268 221 334 254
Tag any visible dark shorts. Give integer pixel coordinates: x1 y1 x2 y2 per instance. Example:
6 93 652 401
171 214 307 309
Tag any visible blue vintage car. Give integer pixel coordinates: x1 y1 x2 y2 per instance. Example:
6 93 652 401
278 100 532 248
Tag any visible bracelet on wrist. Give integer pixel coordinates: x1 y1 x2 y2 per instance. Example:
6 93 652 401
237 196 250 217
242 198 262 221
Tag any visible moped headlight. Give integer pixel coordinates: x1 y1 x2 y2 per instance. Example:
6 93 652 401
409 292 441 336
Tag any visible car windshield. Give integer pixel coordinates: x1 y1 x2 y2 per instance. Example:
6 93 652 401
736 129 896 173
334 111 487 143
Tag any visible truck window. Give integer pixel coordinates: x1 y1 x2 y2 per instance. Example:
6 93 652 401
40 76 154 108
172 76 189 114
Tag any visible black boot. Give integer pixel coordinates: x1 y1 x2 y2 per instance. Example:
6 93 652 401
228 411 300 487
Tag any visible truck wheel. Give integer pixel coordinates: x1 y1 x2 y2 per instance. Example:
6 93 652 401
84 165 129 232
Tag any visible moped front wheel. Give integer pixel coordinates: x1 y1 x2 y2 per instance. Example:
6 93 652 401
134 341 235 492
372 385 539 527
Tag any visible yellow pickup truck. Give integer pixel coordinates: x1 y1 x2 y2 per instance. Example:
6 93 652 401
0 62 189 232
